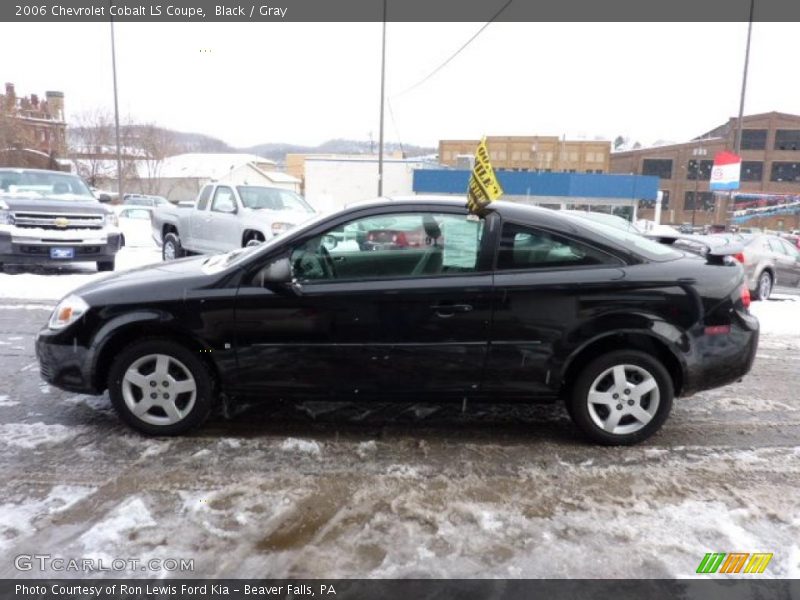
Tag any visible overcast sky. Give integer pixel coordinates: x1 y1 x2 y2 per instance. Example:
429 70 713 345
2 21 799 149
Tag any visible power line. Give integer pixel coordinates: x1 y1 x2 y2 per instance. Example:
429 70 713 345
391 0 514 99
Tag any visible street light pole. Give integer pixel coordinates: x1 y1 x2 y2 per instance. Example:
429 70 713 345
110 14 123 201
377 0 387 197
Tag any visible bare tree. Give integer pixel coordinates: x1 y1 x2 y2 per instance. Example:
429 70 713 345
69 108 115 186
122 122 177 195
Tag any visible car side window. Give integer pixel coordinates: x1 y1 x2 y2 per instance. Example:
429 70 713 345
211 187 236 213
780 238 800 258
196 186 213 211
497 223 620 270
290 212 485 283
768 238 787 254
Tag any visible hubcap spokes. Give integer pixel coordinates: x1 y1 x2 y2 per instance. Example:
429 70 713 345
164 242 175 260
587 364 660 435
121 353 196 426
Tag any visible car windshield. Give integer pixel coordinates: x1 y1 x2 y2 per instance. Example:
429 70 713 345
237 186 314 213
564 215 683 261
0 169 95 200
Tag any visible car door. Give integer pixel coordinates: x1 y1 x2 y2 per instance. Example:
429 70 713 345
189 185 213 253
778 238 800 286
767 236 796 287
207 186 240 253
485 221 627 398
232 208 494 398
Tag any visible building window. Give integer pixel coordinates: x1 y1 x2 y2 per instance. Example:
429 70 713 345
684 191 715 211
774 130 800 151
741 129 767 150
741 161 763 182
661 190 670 209
770 161 800 182
594 169 603 174
641 159 673 180
687 159 714 180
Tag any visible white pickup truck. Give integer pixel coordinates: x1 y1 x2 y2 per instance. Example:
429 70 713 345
151 183 315 260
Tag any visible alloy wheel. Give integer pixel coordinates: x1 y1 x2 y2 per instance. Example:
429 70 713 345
164 241 176 260
121 353 197 426
758 272 772 300
586 363 660 435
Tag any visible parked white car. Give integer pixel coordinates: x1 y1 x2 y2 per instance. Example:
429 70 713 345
151 184 315 260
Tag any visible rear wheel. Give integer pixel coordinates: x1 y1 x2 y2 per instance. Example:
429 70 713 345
567 350 673 445
753 270 772 301
162 232 185 261
108 339 213 435
244 232 264 247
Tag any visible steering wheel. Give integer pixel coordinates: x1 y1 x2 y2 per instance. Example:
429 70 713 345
319 244 337 278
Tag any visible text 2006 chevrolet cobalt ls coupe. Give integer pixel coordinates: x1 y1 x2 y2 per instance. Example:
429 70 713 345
36 198 759 445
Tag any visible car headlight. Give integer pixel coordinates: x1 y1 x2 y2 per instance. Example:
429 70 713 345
0 200 13 225
49 295 89 330
271 222 292 236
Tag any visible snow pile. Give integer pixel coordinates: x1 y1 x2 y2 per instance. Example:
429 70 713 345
0 246 161 301
0 422 85 448
750 295 800 336
279 438 322 456
0 395 19 407
79 497 156 548
0 485 96 551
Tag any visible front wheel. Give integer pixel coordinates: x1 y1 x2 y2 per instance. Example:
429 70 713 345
107 339 213 435
567 350 673 445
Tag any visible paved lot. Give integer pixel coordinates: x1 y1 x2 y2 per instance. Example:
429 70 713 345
0 299 798 578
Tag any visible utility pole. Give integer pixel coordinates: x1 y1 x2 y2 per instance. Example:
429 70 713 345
377 0 387 197
110 13 123 201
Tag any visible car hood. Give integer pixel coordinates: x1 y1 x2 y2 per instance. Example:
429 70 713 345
71 255 216 304
0 194 109 215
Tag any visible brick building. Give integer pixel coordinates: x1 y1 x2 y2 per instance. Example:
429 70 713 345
438 136 610 174
610 112 800 231
0 82 67 169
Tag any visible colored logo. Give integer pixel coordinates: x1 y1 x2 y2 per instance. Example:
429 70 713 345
696 552 772 574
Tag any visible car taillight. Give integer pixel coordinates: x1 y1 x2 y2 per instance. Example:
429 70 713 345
733 252 745 263
740 285 751 310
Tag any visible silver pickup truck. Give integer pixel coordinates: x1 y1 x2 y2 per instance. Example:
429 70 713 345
151 183 315 260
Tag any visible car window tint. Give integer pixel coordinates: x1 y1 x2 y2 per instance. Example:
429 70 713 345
291 212 484 282
196 186 213 211
780 238 800 258
497 223 620 270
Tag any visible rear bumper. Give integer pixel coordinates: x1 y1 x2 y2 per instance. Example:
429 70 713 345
0 230 122 265
681 311 759 396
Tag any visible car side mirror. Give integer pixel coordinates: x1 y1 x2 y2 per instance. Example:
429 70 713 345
97 193 112 203
258 256 292 285
321 234 338 250
218 203 236 214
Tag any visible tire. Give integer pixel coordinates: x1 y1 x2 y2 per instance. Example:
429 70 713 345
567 350 673 446
97 259 115 272
162 232 185 261
107 339 213 435
244 233 264 248
752 270 772 301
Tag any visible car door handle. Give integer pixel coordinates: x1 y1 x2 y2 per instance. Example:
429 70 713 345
431 303 473 318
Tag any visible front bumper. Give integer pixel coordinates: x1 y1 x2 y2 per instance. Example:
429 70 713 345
36 326 100 394
681 310 760 396
0 229 123 265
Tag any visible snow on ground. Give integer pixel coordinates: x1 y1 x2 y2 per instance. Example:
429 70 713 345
749 293 800 336
0 422 88 449
0 246 161 302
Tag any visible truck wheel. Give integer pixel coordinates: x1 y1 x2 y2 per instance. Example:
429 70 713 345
163 233 185 261
108 339 213 435
97 259 115 272
244 233 264 247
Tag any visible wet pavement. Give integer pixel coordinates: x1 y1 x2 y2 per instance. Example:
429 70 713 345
0 301 799 578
